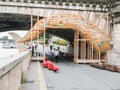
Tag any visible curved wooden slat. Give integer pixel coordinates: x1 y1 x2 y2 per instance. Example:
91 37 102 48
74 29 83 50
18 12 112 52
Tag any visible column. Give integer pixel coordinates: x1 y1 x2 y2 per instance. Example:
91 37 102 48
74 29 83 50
107 2 120 66
74 30 79 64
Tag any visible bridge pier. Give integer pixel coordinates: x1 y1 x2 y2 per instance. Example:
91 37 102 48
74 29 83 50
108 2 120 66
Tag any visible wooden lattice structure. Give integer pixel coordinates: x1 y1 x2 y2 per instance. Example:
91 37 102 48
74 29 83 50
18 12 112 63
8 32 21 41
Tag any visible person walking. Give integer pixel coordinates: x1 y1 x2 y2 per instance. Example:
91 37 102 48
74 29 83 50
32 45 34 56
58 46 60 51
54 49 59 63
35 43 38 50
50 45 53 51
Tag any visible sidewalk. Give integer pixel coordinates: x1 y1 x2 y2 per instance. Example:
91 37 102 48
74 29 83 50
22 61 47 90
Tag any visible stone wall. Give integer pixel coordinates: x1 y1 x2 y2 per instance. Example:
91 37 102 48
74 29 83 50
108 51 120 66
0 0 109 12
108 21 120 66
0 50 31 90
108 1 120 66
0 1 108 17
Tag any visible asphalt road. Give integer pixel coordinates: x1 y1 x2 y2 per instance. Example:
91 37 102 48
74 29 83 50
41 55 120 90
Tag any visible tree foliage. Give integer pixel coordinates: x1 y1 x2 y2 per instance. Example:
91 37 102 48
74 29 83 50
0 36 8 40
37 33 52 44
53 39 67 46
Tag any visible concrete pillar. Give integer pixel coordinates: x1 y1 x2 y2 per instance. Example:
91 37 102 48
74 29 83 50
108 3 120 66
112 23 120 50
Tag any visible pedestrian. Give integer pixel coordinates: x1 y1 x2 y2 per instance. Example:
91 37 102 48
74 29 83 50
35 43 38 50
50 45 53 51
32 46 34 56
54 49 59 63
58 46 60 51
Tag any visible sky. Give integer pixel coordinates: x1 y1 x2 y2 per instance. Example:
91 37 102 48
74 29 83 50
0 30 28 39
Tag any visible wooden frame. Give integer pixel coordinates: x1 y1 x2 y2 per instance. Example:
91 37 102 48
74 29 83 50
74 30 79 63
24 12 111 64
30 14 45 61
43 27 46 61
74 31 102 64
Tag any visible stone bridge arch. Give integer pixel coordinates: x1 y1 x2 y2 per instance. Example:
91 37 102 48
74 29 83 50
19 13 112 63
0 1 109 34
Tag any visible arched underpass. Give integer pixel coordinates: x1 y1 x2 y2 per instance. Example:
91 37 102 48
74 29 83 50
19 12 112 64
46 28 109 63
46 28 74 43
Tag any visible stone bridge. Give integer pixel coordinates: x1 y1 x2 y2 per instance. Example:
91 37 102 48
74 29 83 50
0 0 120 90
0 0 109 16
0 0 110 33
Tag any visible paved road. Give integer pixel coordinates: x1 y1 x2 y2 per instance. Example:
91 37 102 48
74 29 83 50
41 55 120 90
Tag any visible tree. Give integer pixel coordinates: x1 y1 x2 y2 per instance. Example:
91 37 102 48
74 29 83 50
3 36 8 40
55 39 67 46
0 36 8 40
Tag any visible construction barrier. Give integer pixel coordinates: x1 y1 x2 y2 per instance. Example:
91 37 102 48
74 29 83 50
43 59 59 72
